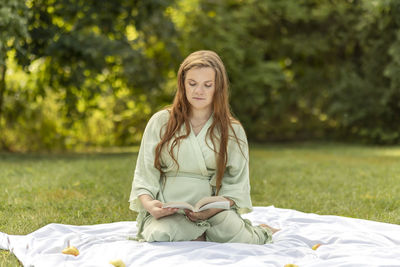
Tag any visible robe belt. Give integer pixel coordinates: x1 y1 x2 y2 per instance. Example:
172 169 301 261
164 171 211 181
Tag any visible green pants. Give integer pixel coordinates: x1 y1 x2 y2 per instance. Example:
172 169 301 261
141 210 272 244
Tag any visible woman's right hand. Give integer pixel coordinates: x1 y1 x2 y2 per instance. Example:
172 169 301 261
146 199 179 219
139 195 179 220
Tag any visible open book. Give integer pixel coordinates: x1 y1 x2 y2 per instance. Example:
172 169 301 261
162 196 230 212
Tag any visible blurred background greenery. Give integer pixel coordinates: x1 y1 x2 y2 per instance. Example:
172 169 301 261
1 0 400 152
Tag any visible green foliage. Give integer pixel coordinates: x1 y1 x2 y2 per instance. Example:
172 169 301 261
327 0 400 144
0 0 29 150
0 0 29 65
177 0 344 141
2 0 400 151
178 0 400 144
2 0 184 150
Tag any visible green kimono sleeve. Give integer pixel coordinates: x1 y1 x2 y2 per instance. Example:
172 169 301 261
129 110 169 212
219 123 253 214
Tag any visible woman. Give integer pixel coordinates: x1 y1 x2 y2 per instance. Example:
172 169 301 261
129 50 278 243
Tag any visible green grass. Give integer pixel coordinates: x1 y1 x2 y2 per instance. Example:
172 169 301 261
250 143 400 223
1 143 400 266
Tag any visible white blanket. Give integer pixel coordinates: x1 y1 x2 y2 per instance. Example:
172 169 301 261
1 206 400 267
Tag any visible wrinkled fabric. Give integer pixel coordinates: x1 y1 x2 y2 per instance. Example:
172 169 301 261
129 110 257 242
140 210 272 244
2 207 400 267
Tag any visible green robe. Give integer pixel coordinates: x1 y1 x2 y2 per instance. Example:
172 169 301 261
129 110 272 244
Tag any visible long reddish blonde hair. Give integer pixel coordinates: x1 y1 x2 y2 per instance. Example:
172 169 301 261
154 50 243 195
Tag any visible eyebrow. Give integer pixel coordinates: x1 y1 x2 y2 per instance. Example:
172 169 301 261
188 79 214 83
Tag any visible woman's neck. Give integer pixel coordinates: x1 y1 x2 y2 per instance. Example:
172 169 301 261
190 108 212 122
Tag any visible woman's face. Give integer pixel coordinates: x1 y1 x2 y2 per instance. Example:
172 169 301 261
184 67 216 113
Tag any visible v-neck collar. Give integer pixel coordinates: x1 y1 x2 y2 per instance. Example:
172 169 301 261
188 114 213 177
190 113 213 138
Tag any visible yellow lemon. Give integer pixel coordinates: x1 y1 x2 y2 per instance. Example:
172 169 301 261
284 264 299 267
312 243 321 250
62 246 79 256
109 259 126 267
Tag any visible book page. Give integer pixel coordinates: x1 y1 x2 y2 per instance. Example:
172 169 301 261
162 196 230 212
194 196 228 211
197 201 230 212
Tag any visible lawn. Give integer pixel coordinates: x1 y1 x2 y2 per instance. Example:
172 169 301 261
1 143 400 266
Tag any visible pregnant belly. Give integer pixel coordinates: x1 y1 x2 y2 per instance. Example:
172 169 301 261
162 176 212 206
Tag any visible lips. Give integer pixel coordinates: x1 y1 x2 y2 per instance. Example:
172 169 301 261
193 97 205 100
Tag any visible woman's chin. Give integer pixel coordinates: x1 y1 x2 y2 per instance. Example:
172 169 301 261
190 103 212 111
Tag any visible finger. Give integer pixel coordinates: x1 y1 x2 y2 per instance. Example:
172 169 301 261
189 213 199 221
153 201 163 208
161 208 172 214
184 211 194 221
160 207 173 212
162 208 178 216
167 208 179 214
156 207 172 216
197 211 207 220
194 211 207 220
185 211 194 218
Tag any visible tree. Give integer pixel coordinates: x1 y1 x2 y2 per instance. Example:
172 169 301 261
327 0 400 143
178 0 400 144
0 0 29 149
5 0 182 149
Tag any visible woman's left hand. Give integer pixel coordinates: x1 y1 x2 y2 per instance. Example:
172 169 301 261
184 208 220 222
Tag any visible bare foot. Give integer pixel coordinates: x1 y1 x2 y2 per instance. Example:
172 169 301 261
260 224 280 234
192 232 206 241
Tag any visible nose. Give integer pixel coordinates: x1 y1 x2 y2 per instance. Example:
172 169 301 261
193 85 205 95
